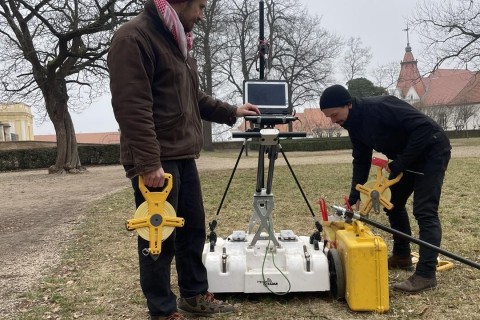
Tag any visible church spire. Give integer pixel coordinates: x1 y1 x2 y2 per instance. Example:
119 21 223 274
403 23 411 52
396 25 426 100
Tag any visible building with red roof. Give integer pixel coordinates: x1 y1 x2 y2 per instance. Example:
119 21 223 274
393 42 480 131
34 131 120 144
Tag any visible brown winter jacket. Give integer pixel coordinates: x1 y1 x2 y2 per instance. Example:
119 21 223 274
108 0 237 178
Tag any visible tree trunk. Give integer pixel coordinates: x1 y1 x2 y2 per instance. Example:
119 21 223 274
203 120 213 151
45 86 84 174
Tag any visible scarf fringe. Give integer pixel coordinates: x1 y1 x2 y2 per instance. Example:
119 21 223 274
153 0 193 59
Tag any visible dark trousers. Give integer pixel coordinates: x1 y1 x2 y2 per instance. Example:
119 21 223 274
385 147 451 278
126 159 208 316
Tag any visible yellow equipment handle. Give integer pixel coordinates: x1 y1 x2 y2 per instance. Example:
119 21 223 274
126 174 185 258
411 252 454 272
356 165 403 216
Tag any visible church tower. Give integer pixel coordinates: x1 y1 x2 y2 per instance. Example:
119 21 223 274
394 25 426 103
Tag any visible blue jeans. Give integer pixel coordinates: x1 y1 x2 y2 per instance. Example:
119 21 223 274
386 145 451 278
125 159 208 316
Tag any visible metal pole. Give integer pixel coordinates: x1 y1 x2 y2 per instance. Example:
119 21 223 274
259 0 265 80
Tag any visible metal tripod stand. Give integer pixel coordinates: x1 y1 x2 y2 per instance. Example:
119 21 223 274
207 126 321 250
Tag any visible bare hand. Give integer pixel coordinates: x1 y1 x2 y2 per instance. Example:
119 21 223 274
236 103 260 117
143 167 165 188
354 200 361 211
345 199 361 211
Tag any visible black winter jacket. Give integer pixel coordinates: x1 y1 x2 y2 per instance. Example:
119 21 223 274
343 95 451 204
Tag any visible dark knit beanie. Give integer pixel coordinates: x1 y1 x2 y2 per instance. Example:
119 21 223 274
319 85 352 110
167 0 188 3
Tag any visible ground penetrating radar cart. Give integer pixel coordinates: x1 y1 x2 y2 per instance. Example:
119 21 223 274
200 124 395 312
202 127 332 295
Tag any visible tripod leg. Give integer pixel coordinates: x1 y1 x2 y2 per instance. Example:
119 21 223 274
279 145 316 219
214 141 246 217
256 145 266 192
266 145 278 194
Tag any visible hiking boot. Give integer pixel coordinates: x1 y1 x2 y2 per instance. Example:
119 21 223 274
392 274 437 293
150 312 188 320
178 292 234 316
388 255 414 271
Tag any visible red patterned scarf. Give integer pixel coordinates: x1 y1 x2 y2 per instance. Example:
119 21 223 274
153 0 193 59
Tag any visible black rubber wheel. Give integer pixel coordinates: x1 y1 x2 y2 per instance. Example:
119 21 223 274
327 248 345 300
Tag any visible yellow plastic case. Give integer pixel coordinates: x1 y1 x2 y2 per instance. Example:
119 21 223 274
335 221 389 313
322 220 345 249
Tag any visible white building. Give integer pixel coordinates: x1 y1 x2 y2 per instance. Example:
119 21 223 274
0 103 34 141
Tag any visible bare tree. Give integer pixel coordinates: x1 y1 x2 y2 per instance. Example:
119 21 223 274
371 61 400 91
417 103 454 131
452 103 477 130
265 0 342 115
212 124 232 142
191 0 341 138
221 0 260 87
315 124 341 138
310 114 341 138
411 0 480 70
0 0 141 173
341 37 372 83
223 0 343 105
192 0 258 145
473 112 480 130
192 0 226 151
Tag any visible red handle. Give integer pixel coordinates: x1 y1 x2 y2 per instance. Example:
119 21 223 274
344 195 353 211
372 157 388 168
318 198 328 221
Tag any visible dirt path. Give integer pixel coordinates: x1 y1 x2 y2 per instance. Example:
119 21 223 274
0 146 478 317
0 166 128 317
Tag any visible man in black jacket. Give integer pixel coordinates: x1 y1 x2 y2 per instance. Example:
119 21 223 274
320 84 451 293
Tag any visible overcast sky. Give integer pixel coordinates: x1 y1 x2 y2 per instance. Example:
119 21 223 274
34 0 424 135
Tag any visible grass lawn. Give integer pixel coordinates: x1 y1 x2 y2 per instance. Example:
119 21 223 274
13 141 480 320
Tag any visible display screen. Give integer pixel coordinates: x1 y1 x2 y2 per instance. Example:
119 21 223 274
244 80 289 114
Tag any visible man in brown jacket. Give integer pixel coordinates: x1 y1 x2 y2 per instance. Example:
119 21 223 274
108 0 259 319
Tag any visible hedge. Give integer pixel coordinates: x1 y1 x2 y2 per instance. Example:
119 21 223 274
0 144 120 171
0 129 478 171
